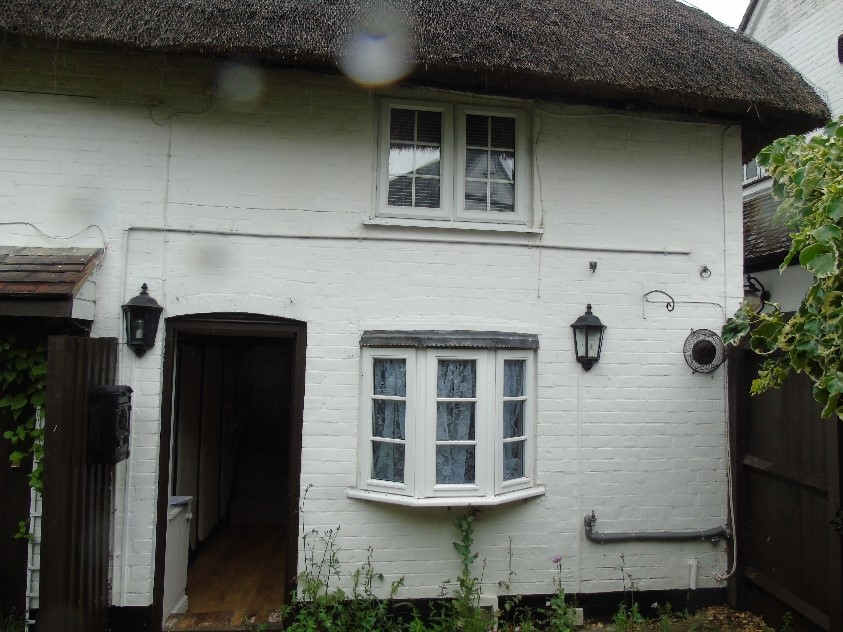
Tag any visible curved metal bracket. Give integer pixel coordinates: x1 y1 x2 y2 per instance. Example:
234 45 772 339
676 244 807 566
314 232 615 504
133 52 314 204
584 511 730 544
642 290 676 319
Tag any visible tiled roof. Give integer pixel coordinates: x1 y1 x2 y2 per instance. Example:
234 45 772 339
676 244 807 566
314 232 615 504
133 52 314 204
0 247 103 297
743 191 791 272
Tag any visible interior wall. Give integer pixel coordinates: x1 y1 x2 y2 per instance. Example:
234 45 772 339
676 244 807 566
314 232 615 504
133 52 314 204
173 337 292 549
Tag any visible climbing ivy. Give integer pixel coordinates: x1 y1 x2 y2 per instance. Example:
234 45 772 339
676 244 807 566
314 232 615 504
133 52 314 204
722 116 843 421
0 335 47 538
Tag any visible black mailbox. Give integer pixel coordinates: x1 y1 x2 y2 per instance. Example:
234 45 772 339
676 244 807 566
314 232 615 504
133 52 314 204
88 385 133 464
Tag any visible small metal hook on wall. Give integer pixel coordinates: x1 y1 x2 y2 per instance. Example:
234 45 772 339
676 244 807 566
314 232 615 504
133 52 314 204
642 290 676 319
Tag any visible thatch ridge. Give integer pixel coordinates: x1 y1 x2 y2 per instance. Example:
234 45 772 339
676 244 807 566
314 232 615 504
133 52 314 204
0 0 829 157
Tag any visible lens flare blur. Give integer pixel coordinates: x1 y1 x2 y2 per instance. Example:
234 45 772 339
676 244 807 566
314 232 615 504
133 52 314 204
339 8 413 87
216 61 265 106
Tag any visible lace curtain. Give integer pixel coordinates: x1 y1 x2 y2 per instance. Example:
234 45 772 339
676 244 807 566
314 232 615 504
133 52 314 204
372 359 406 482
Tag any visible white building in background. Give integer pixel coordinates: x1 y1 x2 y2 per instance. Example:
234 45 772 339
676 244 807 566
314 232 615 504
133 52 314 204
739 0 841 310
0 0 828 629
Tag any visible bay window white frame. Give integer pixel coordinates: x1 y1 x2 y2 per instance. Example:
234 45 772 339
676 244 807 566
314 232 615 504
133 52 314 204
359 348 417 496
355 346 539 506
376 99 531 225
494 350 536 495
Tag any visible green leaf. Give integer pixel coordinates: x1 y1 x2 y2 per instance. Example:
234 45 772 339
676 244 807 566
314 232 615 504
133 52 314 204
828 197 843 221
799 243 838 277
9 393 28 410
812 224 842 244
722 313 751 345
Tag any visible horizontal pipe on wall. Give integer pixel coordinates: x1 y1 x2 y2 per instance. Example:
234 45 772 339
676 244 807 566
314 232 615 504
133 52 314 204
126 226 691 257
584 511 730 544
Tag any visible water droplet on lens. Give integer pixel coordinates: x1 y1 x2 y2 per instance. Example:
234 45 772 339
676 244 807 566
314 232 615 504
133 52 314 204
217 62 265 106
339 8 413 87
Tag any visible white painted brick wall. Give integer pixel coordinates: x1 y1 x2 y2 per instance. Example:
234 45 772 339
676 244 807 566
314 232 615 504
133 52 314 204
746 0 843 117
0 44 743 606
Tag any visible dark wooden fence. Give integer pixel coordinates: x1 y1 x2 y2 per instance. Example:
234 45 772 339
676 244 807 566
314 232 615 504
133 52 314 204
729 348 842 632
40 336 117 632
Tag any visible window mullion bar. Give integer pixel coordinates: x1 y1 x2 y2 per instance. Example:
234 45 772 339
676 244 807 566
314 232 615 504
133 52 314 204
486 117 492 212
372 395 407 401
373 437 406 444
502 396 527 402
435 397 477 403
411 110 418 207
502 436 526 444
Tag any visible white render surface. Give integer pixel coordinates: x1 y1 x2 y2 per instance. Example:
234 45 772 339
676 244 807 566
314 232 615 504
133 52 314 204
0 46 744 606
744 0 843 118
753 265 814 313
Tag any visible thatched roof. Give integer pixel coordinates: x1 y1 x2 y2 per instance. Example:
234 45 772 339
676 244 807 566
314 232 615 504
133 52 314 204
744 190 790 272
0 0 829 158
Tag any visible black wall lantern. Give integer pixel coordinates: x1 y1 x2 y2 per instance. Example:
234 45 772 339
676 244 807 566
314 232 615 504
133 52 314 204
122 283 163 356
571 304 605 371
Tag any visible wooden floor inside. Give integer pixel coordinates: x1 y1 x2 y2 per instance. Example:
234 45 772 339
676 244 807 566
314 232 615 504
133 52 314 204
165 526 288 631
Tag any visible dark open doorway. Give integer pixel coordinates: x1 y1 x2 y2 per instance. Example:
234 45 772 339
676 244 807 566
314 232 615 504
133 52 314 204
153 315 305 631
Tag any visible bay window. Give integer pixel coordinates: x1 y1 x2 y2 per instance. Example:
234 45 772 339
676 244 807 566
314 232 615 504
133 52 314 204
351 331 544 507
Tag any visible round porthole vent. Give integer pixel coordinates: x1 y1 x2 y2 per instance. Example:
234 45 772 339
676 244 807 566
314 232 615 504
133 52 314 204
683 329 725 374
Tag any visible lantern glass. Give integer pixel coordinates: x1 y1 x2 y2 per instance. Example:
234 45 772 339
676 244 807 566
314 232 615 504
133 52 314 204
587 327 602 359
574 327 586 359
132 317 145 342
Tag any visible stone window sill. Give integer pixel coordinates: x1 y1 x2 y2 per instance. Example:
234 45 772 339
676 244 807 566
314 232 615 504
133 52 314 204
363 218 544 235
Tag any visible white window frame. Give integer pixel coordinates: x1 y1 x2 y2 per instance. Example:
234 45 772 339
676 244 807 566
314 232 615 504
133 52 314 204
494 350 536 495
359 348 417 497
378 100 454 221
424 349 493 498
743 158 767 185
455 106 531 225
356 347 539 505
376 100 531 226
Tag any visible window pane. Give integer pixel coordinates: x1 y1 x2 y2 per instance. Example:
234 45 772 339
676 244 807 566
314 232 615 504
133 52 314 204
437 360 476 397
417 110 442 144
464 180 487 211
491 116 515 149
503 401 523 438
503 440 524 481
373 400 406 439
744 159 758 181
390 108 415 142
504 360 525 397
491 151 515 181
466 114 488 146
374 358 406 396
465 148 488 178
490 181 515 212
415 177 440 208
436 445 475 484
388 144 414 177
372 441 405 482
437 402 475 440
388 176 412 206
586 329 602 358
415 146 441 176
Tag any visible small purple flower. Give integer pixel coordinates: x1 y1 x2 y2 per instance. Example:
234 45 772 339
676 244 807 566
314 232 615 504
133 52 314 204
552 555 562 564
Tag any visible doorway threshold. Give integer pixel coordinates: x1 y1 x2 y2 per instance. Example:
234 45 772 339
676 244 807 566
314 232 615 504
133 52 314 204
164 611 284 631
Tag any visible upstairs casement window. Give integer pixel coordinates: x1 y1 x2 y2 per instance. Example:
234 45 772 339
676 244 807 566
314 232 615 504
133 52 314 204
378 101 531 225
353 332 543 507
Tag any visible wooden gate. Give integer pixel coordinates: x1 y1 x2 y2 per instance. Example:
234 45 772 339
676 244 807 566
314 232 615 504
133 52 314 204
40 336 118 632
729 349 842 631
